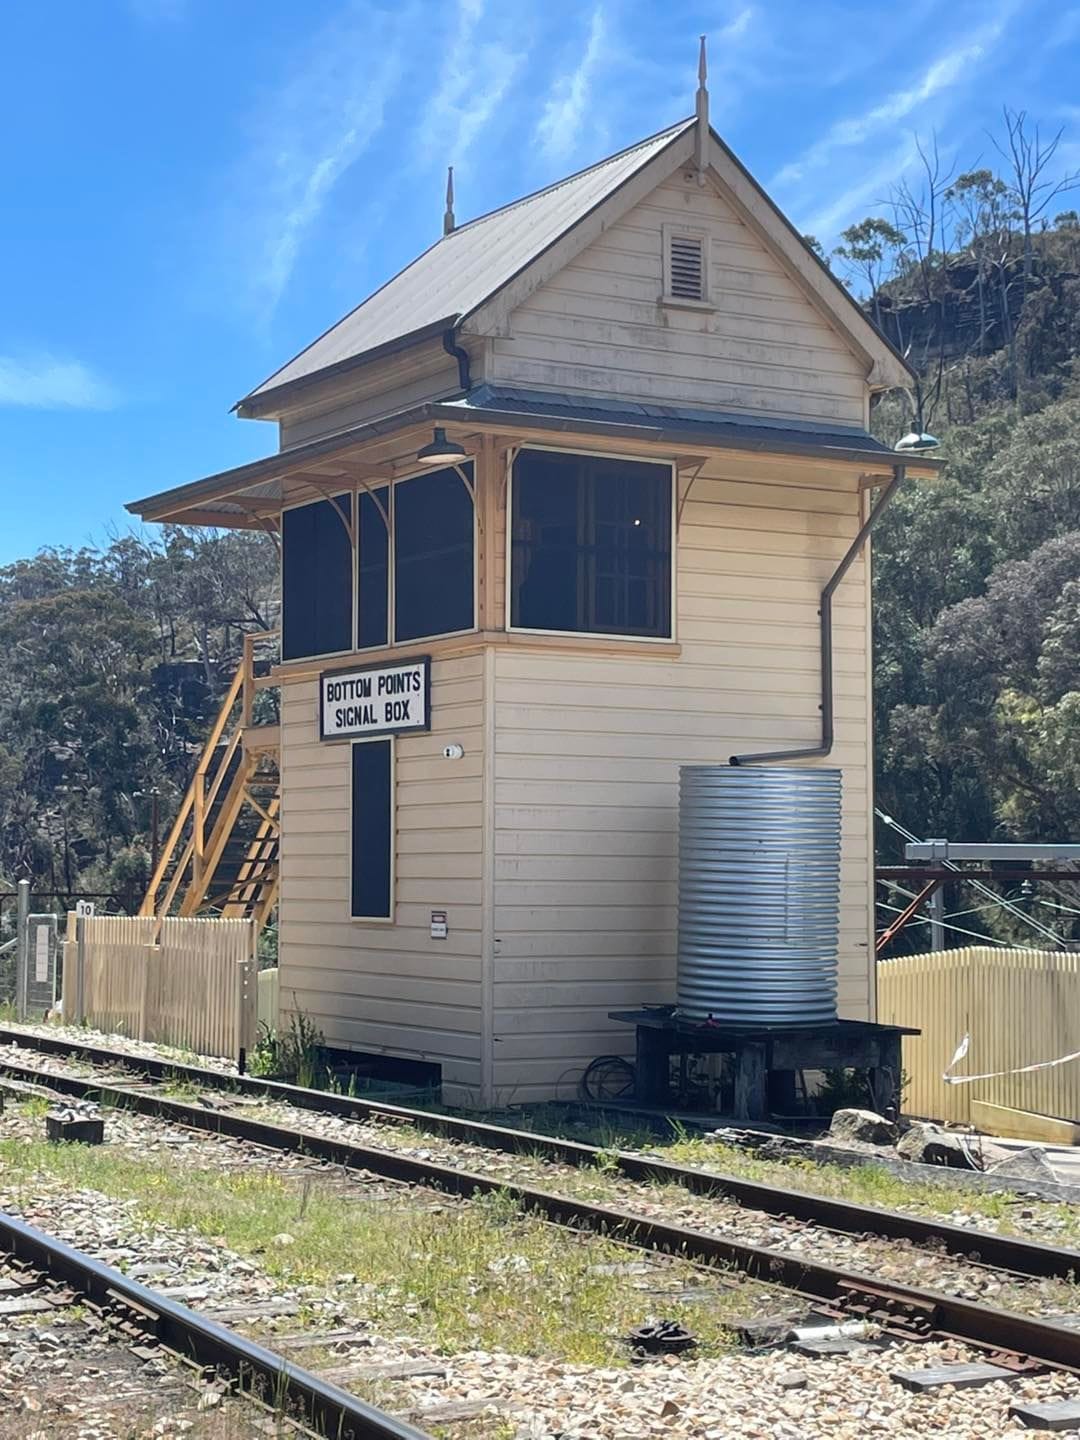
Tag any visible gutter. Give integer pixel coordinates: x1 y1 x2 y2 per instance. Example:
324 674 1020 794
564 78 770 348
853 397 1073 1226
730 462 907 766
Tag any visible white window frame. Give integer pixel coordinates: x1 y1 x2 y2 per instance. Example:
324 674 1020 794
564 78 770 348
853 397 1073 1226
662 223 712 308
505 443 678 645
348 734 396 924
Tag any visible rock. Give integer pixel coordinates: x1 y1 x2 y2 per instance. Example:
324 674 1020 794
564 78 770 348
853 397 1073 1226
896 1122 1007 1169
775 1370 809 1391
829 1108 896 1146
987 1147 1059 1183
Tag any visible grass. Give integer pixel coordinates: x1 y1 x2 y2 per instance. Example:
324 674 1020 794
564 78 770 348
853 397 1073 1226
463 1105 1080 1244
0 1130 758 1367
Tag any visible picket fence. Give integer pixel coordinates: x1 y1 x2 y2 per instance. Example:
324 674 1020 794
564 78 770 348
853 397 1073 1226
877 946 1080 1125
63 913 257 1063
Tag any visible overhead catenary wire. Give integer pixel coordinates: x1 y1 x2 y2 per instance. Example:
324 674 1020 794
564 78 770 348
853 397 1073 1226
878 880 1049 948
875 893 1044 949
875 810 1067 947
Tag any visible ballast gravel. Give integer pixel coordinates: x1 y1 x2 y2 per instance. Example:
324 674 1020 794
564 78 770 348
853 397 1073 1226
1 1097 1080 1436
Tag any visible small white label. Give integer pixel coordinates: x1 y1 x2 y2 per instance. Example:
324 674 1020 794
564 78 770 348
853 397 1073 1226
75 900 95 918
430 910 448 940
34 928 49 983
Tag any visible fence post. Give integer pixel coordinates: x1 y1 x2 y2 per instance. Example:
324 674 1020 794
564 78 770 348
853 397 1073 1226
137 945 152 1042
74 913 86 1025
15 879 30 1021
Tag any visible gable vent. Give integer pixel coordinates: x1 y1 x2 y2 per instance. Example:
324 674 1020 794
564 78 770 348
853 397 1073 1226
668 234 706 300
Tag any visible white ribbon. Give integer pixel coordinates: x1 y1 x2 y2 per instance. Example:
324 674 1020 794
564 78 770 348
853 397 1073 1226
943 1031 1080 1086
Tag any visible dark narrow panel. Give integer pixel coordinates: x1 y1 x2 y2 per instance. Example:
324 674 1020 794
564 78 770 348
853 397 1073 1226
511 449 672 638
281 502 317 660
357 489 390 649
394 464 474 642
281 494 353 660
351 739 393 920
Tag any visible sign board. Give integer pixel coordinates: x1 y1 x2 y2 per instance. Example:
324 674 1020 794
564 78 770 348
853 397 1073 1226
320 656 431 742
34 926 49 983
75 900 95 918
430 910 448 940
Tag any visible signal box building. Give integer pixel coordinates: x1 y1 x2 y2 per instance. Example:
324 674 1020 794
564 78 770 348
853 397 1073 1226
130 88 937 1105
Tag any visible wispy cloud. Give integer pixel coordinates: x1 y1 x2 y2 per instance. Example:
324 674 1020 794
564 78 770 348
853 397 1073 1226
536 7 607 162
233 4 414 320
424 0 524 171
799 136 922 239
0 355 118 411
771 8 1015 191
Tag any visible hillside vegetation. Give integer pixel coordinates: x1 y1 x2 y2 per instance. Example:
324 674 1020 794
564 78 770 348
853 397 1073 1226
2 109 1079 938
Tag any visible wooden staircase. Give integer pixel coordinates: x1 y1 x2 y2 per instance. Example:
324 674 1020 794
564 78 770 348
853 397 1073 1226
141 631 280 931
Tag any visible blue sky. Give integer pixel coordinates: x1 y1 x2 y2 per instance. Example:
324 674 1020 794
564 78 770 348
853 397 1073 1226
2 0 1078 561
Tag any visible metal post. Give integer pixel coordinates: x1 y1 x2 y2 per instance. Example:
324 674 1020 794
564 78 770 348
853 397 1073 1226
929 884 946 952
150 788 161 879
15 880 30 1020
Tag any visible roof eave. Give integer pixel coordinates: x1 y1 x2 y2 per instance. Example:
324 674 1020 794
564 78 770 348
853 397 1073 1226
428 401 939 475
128 396 939 527
233 317 461 420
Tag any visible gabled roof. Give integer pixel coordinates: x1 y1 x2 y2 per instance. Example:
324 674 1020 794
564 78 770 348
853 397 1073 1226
239 119 696 412
236 114 916 419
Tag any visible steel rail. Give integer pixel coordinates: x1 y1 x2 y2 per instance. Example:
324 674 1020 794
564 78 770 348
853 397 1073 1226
0 1209 432 1440
2 1053 1080 1375
0 1025 1077 1283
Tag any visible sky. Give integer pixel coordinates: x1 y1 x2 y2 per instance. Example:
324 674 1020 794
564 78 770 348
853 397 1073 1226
2 0 1078 562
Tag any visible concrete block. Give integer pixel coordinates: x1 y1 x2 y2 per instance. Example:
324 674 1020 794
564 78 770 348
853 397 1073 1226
893 1361 1021 1392
45 1112 104 1145
1009 1399 1080 1431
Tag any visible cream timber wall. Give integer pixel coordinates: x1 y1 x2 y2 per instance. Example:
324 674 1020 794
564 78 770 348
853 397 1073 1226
488 453 874 1103
277 653 486 1101
479 172 869 427
277 340 460 449
271 157 884 1105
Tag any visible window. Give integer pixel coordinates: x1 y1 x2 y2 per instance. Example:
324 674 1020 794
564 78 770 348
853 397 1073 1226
357 488 389 649
510 449 673 639
394 464 474 642
664 226 707 303
351 738 393 920
281 493 353 660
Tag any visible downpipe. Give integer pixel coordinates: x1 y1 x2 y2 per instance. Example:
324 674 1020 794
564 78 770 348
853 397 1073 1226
730 462 907 766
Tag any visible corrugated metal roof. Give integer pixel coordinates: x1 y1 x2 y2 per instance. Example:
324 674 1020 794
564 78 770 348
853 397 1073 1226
244 119 694 403
442 385 896 457
129 385 919 525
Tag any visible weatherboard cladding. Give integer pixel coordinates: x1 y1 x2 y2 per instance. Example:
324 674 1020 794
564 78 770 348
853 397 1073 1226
244 121 695 401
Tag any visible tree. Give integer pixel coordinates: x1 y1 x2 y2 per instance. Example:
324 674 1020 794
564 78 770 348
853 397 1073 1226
994 107 1080 303
833 217 906 326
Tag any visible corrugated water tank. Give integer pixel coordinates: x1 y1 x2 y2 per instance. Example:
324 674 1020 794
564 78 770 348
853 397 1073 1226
676 765 842 1024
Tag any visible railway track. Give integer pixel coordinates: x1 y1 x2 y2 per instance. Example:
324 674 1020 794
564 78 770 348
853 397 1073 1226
0 1207 432 1439
1 1026 1080 1387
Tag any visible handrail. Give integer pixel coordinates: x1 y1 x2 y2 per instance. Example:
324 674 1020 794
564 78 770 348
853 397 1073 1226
139 630 281 922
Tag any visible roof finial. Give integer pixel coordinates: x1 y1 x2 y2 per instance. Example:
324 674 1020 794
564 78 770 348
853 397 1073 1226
443 166 456 236
694 35 708 184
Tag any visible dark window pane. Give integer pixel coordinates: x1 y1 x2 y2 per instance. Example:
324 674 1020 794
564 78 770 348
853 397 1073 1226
510 451 672 638
351 739 393 919
281 494 353 659
394 465 474 642
357 489 389 648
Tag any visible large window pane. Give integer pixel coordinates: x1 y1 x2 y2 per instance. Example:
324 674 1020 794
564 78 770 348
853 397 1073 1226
281 493 353 660
351 739 393 920
394 465 474 642
357 488 389 649
511 451 672 638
